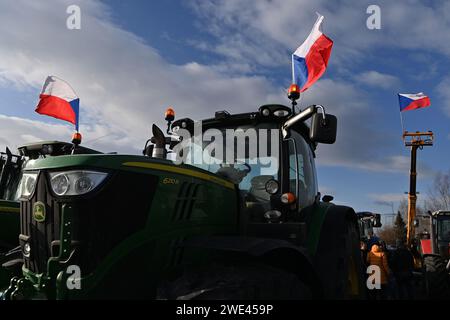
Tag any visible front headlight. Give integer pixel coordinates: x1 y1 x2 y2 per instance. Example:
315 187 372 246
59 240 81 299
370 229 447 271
18 172 38 198
49 171 108 196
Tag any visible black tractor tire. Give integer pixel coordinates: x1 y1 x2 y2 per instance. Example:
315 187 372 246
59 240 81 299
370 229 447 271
314 207 366 299
158 262 312 300
423 255 450 299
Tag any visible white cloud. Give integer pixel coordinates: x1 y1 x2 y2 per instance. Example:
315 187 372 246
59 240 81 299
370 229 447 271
0 0 436 178
436 76 450 117
0 0 283 154
0 114 134 154
369 193 406 206
295 79 426 174
356 71 399 89
0 114 70 152
189 0 450 70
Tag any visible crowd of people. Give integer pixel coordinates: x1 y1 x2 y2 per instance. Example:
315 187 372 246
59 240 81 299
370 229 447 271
362 231 416 300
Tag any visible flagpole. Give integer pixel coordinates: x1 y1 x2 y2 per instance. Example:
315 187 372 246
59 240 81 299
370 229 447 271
291 54 295 84
399 110 405 135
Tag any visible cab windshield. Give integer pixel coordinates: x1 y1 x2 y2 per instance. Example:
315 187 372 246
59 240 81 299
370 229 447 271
438 219 450 242
177 121 317 211
183 122 280 194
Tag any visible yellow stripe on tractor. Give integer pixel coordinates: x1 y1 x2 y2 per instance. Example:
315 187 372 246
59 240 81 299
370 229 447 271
122 162 235 190
0 206 20 213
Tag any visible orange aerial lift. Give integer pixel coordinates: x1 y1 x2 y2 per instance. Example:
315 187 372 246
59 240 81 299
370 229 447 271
402 131 433 247
403 131 450 298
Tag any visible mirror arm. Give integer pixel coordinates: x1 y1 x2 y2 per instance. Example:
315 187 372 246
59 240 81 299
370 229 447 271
315 105 327 120
282 105 317 137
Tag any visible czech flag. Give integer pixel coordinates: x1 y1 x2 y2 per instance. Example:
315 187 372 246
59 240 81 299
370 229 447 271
35 76 80 131
398 93 431 112
292 14 333 92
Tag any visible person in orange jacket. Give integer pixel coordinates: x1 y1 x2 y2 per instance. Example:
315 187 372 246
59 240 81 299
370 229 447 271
366 242 391 300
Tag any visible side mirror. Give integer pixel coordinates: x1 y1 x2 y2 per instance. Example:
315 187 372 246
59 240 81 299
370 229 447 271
374 214 382 228
310 113 337 144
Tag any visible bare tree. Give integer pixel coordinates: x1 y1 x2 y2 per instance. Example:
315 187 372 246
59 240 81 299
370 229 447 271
393 212 407 242
398 199 408 220
378 226 397 246
425 171 450 212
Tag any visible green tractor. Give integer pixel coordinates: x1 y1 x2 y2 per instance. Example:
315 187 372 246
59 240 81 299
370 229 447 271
0 142 101 292
1 102 364 300
0 148 23 288
0 148 23 251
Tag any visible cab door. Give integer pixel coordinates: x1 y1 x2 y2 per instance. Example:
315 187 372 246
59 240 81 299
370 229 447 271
285 130 318 210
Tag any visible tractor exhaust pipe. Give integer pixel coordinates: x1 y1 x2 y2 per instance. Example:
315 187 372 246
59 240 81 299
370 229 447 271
151 124 167 159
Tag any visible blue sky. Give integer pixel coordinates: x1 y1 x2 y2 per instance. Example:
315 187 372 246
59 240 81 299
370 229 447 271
0 0 449 217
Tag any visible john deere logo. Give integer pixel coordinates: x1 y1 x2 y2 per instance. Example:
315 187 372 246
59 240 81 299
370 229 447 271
33 202 46 223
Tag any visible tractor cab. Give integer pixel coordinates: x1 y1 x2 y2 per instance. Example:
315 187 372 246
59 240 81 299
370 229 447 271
357 212 382 242
0 148 24 287
423 210 450 260
156 103 337 227
0 148 24 254
420 210 450 298
0 148 23 202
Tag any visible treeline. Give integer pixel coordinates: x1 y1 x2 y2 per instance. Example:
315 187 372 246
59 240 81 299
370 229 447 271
378 170 450 245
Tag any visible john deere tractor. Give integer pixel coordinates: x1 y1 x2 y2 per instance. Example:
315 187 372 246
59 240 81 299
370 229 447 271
0 148 23 251
0 141 101 292
1 99 364 300
0 148 23 288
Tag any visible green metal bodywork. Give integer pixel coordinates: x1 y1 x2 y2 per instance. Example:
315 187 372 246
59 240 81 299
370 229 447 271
0 148 21 252
0 101 350 300
4 152 332 299
306 204 330 254
0 200 20 249
0 200 20 290
13 154 239 299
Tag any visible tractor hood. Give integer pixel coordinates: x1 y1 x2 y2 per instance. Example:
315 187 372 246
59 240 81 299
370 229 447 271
14 152 237 295
23 154 155 171
22 154 235 190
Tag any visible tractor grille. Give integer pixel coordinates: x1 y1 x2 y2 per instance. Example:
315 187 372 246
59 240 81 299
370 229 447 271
171 182 204 222
20 170 158 275
20 172 62 274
